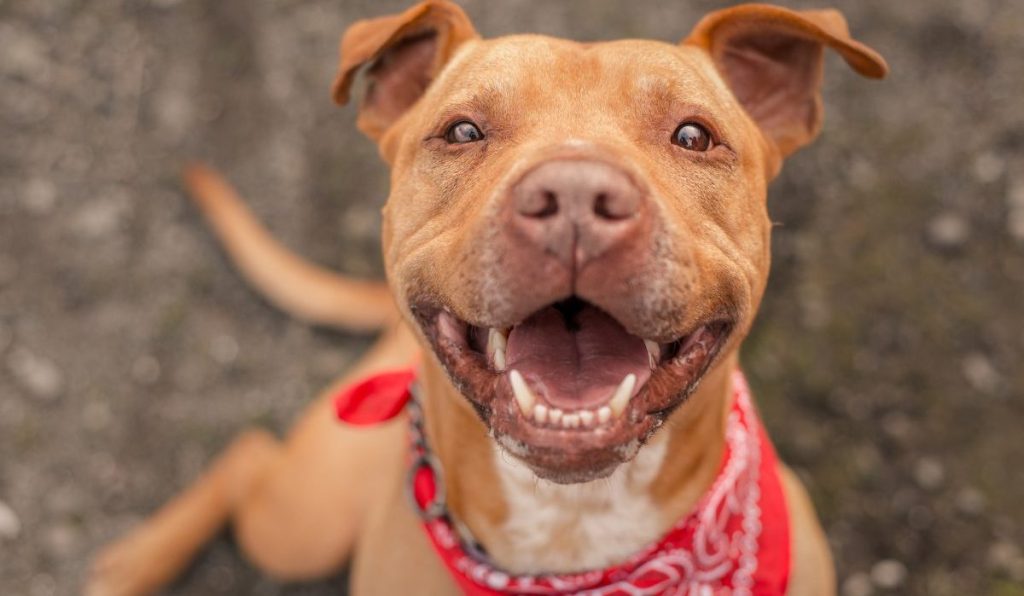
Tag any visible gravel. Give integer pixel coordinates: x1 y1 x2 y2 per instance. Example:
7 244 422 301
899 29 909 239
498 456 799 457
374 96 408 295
7 347 64 401
0 500 21 541
870 560 908 590
2 1 1022 594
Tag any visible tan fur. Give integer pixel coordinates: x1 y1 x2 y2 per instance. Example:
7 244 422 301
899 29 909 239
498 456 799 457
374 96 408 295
88 3 885 594
181 164 396 332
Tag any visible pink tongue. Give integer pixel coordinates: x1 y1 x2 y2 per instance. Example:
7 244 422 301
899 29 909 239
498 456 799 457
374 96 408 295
505 303 651 410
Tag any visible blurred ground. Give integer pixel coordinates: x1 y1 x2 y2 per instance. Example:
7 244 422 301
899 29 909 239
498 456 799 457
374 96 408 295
1 0 1023 594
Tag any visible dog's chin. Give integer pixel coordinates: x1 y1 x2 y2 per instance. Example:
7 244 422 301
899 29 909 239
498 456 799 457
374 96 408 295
412 296 731 484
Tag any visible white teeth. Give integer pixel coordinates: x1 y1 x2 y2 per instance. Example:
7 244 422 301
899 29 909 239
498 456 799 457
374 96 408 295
509 370 535 415
533 403 548 424
609 373 637 417
488 328 508 371
514 373 637 429
644 340 660 369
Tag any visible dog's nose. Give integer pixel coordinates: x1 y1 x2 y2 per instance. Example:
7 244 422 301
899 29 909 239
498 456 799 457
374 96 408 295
511 160 645 268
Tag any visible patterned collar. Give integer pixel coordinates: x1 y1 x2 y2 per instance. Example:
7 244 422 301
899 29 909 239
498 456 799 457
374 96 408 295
335 369 791 595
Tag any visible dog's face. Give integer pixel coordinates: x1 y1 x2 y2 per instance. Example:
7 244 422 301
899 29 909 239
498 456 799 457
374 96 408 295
334 1 886 482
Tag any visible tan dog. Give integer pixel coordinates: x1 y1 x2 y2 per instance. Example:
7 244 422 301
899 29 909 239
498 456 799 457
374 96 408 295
88 2 887 594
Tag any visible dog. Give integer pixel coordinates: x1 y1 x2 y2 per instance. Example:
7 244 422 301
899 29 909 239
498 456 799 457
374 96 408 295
88 2 887 594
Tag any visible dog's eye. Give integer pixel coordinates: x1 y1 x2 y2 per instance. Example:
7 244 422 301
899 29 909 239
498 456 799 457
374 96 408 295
672 122 713 151
445 120 484 144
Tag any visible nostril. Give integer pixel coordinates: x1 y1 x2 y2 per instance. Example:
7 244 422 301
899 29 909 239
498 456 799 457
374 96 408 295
537 191 559 218
519 189 559 219
593 193 611 219
593 192 633 220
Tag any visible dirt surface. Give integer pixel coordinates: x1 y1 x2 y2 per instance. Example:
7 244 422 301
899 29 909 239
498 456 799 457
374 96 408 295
1 0 1023 594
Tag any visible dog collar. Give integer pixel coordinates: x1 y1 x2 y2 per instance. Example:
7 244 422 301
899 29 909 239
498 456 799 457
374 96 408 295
335 369 791 595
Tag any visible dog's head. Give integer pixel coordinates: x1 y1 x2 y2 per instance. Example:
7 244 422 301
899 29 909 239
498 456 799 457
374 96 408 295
334 1 886 483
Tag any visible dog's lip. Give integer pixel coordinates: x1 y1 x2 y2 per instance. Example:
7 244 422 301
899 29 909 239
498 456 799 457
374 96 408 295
412 298 732 479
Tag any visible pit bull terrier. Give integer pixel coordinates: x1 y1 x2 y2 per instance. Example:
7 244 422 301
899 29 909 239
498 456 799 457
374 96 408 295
88 2 887 594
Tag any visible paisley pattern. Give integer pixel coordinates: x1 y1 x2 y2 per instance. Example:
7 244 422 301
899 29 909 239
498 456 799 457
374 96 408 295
334 369 789 595
408 371 790 596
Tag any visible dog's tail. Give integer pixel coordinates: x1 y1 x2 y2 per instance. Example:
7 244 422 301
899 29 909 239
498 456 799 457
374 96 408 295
182 163 396 333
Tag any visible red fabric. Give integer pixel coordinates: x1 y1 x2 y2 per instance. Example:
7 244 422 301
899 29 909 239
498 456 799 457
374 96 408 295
333 368 416 426
334 369 791 595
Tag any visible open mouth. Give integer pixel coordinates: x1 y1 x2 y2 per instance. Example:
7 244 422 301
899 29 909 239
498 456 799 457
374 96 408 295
415 297 731 482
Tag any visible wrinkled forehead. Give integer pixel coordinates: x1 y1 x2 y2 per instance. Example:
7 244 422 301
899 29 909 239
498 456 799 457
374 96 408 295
425 35 737 122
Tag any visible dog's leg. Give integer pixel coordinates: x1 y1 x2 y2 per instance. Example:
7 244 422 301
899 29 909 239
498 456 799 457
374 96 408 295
87 429 281 596
781 466 836 596
88 324 417 596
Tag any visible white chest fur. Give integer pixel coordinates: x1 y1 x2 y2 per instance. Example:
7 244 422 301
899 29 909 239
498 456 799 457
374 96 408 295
489 435 669 574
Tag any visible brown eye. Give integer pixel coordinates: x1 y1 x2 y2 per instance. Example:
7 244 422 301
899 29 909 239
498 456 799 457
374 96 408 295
672 122 713 151
445 120 484 144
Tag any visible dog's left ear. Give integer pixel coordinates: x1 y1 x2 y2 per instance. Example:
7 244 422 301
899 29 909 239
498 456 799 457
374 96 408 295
684 4 888 164
331 0 478 142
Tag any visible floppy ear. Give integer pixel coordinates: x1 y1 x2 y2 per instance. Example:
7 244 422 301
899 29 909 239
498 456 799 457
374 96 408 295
684 3 888 161
331 0 478 142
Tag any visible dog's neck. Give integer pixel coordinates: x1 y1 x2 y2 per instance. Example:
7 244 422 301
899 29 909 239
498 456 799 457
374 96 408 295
419 353 735 574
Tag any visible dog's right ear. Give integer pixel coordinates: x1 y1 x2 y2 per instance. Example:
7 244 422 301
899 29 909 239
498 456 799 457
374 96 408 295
331 0 478 142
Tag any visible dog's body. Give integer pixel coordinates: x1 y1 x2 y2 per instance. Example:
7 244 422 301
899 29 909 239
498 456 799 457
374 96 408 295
88 3 886 594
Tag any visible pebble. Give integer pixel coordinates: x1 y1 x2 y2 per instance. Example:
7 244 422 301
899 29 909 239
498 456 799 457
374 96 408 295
913 457 945 491
1010 178 1024 210
848 158 879 192
972 152 1005 184
842 571 873 596
881 411 913 442
209 334 239 365
30 574 56 596
43 522 80 557
988 541 1024 581
22 178 58 215
0 24 51 82
954 486 986 516
72 194 128 239
7 346 64 401
131 354 161 385
871 559 908 589
962 353 1000 395
1008 209 1024 243
926 212 969 249
1008 176 1024 243
0 499 21 540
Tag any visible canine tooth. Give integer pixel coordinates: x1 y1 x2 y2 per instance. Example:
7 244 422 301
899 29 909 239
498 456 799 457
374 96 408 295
597 406 612 424
549 409 563 425
488 329 508 371
644 340 660 369
533 404 548 424
509 370 535 415
609 373 637 417
562 413 580 428
579 410 595 427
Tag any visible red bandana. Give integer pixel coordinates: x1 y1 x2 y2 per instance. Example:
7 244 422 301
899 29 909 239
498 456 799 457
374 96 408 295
335 369 790 595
